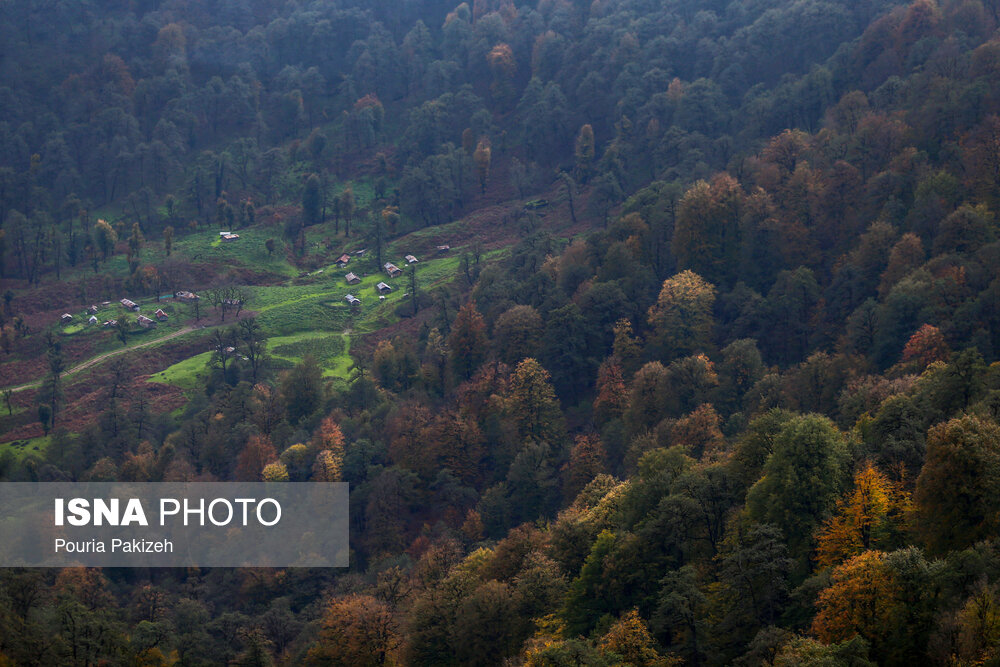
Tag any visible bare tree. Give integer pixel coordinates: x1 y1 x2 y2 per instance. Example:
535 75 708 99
238 317 268 384
206 285 247 322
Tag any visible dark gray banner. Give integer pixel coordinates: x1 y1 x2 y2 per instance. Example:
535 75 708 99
0 482 349 567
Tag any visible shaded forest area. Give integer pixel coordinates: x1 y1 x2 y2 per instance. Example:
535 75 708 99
4 0 1000 664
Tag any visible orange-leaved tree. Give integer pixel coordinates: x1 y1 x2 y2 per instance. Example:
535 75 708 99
306 594 399 666
815 461 911 568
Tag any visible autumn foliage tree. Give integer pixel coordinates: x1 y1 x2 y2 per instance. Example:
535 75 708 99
473 138 491 194
647 270 716 360
487 43 517 105
505 358 565 446
599 609 678 666
672 175 744 286
669 404 726 461
812 551 898 654
563 433 607 501
900 324 950 368
235 434 278 481
815 462 912 568
310 416 346 481
306 595 398 666
593 359 629 425
811 547 937 665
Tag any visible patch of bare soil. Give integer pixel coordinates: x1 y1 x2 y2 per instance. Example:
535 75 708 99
0 331 211 443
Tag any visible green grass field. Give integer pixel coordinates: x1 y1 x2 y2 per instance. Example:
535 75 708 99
0 435 49 462
269 330 353 378
148 247 467 390
147 350 213 391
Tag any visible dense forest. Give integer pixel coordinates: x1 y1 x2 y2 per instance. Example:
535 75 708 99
3 0 1000 664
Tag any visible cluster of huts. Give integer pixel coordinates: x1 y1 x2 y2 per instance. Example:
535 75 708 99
62 290 199 330
115 298 171 329
339 246 449 309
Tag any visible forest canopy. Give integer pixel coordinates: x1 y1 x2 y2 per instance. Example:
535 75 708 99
3 0 1000 664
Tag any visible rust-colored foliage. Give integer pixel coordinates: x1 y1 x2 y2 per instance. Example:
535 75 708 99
235 434 277 482
593 359 629 424
811 551 896 644
306 594 399 666
901 324 950 368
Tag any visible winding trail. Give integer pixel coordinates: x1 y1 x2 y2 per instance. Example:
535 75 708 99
4 326 196 393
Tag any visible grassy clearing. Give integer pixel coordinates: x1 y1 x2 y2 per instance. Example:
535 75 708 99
268 330 353 378
147 350 213 391
173 227 298 278
0 435 50 462
150 328 354 389
145 228 496 393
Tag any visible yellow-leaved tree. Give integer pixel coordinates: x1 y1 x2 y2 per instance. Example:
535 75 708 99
647 270 716 360
814 461 911 568
310 416 346 481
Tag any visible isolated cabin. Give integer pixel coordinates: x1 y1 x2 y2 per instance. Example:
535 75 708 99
61 313 73 323
354 248 367 256
345 294 361 307
120 298 140 311
103 320 117 327
384 262 402 278
154 309 169 321
405 254 418 264
222 233 240 242
335 254 351 267
345 272 361 285
176 290 200 302
376 282 393 295
88 315 99 325
436 244 450 253
88 305 98 314
137 315 156 328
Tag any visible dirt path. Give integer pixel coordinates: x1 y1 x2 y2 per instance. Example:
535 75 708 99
4 326 197 393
